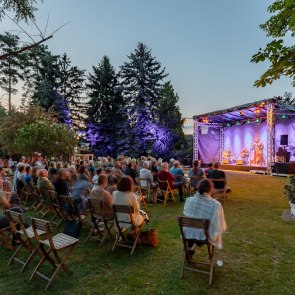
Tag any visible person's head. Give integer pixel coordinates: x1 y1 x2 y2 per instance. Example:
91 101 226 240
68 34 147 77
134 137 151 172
117 176 133 192
107 174 118 186
192 160 200 169
56 161 63 169
197 179 214 195
97 174 108 188
208 162 213 168
89 160 94 166
78 165 87 174
69 165 77 173
162 162 169 171
32 166 40 177
50 161 56 168
0 167 6 177
105 167 112 174
96 167 103 175
39 169 48 178
143 161 150 169
214 162 220 169
58 168 69 180
25 166 32 174
173 161 180 168
18 164 25 173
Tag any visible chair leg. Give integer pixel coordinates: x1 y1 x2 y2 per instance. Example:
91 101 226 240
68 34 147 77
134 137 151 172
112 232 121 252
180 250 186 279
8 244 23 265
20 246 41 274
163 192 169 206
130 222 145 255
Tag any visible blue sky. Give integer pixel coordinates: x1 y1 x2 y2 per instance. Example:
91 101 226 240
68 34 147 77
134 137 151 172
0 0 293 118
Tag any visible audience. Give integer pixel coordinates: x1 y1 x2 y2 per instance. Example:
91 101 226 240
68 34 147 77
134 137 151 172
188 160 205 192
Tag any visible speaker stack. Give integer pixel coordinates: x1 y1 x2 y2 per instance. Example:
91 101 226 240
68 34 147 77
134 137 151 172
280 134 288 146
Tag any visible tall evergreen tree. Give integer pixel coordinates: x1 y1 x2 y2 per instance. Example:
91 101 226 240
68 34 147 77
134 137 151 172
86 56 128 156
58 53 86 130
0 32 24 112
120 42 168 156
156 81 185 157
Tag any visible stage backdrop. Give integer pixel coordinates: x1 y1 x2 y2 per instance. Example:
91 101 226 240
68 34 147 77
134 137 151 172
198 126 221 163
224 122 267 164
275 119 295 161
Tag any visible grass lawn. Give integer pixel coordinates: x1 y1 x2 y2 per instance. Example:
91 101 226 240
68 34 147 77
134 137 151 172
0 171 294 295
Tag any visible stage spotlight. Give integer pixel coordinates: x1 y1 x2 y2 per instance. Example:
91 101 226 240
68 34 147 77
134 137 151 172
247 119 251 123
254 109 261 114
239 111 244 116
226 122 231 127
236 121 240 125
256 118 260 123
281 114 287 119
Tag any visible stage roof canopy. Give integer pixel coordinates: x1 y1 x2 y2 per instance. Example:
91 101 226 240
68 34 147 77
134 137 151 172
193 98 295 125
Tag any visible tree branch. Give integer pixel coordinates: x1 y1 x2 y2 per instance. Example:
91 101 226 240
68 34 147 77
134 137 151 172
0 34 53 60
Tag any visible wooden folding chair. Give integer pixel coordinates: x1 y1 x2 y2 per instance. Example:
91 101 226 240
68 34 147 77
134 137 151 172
211 179 227 204
188 176 203 195
30 218 79 290
6 210 45 273
112 204 146 255
47 190 65 228
0 224 13 250
87 199 114 247
155 179 177 206
177 216 215 285
133 183 148 211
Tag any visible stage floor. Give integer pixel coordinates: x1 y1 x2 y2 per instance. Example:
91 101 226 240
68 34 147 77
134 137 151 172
202 163 267 172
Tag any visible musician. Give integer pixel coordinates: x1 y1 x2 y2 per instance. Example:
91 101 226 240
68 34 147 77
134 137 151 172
253 139 264 165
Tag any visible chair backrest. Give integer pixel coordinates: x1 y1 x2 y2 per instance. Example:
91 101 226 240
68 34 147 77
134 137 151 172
31 218 53 241
211 178 226 190
6 210 29 239
88 198 104 218
48 190 58 205
177 216 210 241
112 204 135 228
138 177 151 189
60 195 75 212
158 179 171 191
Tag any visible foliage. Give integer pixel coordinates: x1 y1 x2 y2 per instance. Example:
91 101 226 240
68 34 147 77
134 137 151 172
251 0 295 87
14 118 78 158
283 175 295 203
0 103 6 118
120 42 168 157
86 56 129 156
0 105 55 154
0 32 25 111
157 81 185 157
0 0 38 23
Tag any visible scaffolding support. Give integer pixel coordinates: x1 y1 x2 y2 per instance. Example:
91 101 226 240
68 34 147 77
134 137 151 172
193 119 198 161
266 102 275 174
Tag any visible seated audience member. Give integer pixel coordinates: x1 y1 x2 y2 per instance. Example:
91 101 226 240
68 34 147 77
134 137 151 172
54 168 70 196
77 165 92 182
71 178 93 212
16 164 26 195
87 160 95 178
113 176 148 227
92 168 104 188
89 174 114 219
183 178 226 256
170 161 186 185
139 161 156 190
37 169 55 205
0 167 12 202
205 162 214 178
112 162 124 179
31 166 40 186
188 160 205 191
23 166 32 184
124 162 137 184
158 162 184 202
69 165 78 187
208 162 227 189
106 174 118 195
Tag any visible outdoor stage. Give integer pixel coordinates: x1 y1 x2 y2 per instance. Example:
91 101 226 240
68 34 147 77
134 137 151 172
193 98 295 175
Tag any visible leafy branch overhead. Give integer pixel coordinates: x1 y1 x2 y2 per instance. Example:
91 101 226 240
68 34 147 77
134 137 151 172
251 0 295 87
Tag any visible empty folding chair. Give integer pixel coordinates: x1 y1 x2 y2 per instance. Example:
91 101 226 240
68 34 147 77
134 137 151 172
87 199 114 247
112 204 146 255
30 218 79 290
7 210 45 273
177 216 215 285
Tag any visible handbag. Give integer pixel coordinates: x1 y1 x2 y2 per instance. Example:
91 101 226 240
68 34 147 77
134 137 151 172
64 220 82 238
139 229 158 247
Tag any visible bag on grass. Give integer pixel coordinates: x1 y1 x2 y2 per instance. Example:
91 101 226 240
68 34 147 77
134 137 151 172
63 220 82 238
139 229 158 247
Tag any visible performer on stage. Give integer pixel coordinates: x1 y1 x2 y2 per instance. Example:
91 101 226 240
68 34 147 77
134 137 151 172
253 139 264 165
240 148 250 164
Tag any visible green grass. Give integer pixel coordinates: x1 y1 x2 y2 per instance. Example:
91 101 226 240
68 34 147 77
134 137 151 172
0 171 294 295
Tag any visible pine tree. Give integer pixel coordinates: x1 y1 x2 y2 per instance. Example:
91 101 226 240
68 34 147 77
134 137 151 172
23 46 71 124
58 53 86 130
0 32 24 112
86 56 128 156
156 81 185 157
120 42 168 156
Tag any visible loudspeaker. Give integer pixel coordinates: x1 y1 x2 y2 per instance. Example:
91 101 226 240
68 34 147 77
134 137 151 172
236 160 243 165
280 134 288 146
286 152 291 163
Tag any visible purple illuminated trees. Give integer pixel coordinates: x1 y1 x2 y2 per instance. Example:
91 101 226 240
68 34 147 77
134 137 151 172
120 42 168 157
86 56 128 156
